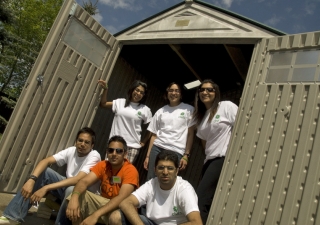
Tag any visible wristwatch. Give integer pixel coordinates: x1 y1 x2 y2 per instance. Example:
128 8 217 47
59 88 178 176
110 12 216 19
29 175 38 182
184 153 190 158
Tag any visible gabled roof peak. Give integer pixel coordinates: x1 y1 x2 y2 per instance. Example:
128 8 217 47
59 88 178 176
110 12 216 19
115 0 285 38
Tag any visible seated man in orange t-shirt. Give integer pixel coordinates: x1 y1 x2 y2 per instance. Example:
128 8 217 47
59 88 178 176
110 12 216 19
66 135 139 225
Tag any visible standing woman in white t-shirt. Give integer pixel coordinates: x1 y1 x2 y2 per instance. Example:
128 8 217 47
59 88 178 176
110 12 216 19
98 79 152 163
144 82 196 180
193 79 238 224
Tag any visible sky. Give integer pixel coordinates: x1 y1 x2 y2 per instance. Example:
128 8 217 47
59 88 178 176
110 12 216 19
76 0 320 35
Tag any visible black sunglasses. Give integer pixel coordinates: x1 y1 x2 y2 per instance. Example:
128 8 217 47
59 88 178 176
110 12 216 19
198 88 215 93
107 148 124 154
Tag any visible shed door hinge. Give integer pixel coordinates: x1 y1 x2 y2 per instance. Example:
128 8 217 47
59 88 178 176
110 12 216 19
69 3 77 16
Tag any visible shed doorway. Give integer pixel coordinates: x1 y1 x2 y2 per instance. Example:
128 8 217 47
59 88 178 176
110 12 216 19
91 42 254 186
121 43 253 102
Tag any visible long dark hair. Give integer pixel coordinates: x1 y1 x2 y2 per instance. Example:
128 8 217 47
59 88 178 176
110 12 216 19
125 80 148 107
193 79 220 124
163 82 183 105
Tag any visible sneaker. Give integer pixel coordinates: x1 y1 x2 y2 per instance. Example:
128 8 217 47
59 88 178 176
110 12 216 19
0 216 20 224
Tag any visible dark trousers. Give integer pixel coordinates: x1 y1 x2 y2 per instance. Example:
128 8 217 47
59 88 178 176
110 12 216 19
196 157 225 224
120 210 156 225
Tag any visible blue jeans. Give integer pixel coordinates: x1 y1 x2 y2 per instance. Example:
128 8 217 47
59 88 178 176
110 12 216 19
55 186 73 225
146 145 183 181
3 167 71 225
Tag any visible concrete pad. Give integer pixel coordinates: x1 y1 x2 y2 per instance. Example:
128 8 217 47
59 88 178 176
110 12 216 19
0 193 54 225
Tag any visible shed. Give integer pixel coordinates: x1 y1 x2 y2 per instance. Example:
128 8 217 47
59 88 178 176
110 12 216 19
1 0 320 224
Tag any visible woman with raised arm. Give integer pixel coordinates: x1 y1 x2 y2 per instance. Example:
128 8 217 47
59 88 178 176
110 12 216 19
193 79 238 224
98 80 152 164
144 82 196 180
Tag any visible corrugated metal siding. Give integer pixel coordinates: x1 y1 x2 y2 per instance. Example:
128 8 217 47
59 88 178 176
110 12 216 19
209 32 320 225
0 1 119 193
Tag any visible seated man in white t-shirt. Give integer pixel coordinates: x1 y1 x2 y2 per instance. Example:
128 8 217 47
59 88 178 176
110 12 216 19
109 150 203 225
0 127 101 225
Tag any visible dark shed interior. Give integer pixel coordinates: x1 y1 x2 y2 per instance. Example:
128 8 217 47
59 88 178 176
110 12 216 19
91 43 254 187
120 44 253 104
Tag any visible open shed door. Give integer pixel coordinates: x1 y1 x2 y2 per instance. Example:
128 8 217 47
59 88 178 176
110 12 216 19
0 0 120 193
209 31 320 224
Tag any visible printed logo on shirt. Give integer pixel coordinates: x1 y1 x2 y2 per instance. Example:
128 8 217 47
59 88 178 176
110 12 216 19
136 111 142 118
213 114 221 123
178 112 186 119
172 206 182 216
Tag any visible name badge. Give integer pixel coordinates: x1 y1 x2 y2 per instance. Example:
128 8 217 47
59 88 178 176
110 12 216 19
112 176 121 184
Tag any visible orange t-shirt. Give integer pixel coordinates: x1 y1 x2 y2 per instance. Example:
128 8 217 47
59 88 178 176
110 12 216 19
90 159 139 199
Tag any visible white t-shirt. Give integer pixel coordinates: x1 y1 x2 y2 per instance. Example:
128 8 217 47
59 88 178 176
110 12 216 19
196 101 238 163
133 176 199 225
53 146 101 193
110 98 152 148
147 103 195 155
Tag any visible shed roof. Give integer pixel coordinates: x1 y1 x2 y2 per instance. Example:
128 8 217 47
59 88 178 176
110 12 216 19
115 0 286 38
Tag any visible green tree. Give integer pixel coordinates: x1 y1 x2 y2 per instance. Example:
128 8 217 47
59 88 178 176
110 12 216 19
0 0 98 132
0 0 63 135
0 0 63 99
0 0 15 132
0 0 15 45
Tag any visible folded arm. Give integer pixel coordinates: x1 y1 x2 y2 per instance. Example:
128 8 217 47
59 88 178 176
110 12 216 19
180 211 203 225
86 183 136 223
30 170 88 202
66 172 99 222
22 156 56 200
119 194 144 225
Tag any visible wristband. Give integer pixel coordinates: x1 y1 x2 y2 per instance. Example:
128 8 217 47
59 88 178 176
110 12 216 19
72 191 81 196
184 153 190 158
182 157 188 162
29 175 38 182
102 83 108 90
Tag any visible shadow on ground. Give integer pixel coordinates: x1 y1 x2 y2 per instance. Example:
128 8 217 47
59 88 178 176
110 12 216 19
0 193 54 225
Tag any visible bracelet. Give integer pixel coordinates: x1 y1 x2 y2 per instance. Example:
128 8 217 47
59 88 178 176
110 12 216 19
184 153 190 158
182 157 188 162
102 83 108 90
72 191 81 196
29 175 38 182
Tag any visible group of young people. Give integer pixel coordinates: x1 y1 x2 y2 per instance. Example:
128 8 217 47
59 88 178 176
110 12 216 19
0 78 238 225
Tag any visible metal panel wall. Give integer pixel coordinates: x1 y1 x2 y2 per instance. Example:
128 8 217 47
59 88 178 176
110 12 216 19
209 32 320 225
0 1 119 193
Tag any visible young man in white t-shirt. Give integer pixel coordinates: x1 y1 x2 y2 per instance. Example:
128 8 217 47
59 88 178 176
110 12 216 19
0 127 101 225
109 150 202 225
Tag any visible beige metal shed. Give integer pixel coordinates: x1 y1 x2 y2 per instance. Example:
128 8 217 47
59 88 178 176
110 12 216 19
1 0 320 224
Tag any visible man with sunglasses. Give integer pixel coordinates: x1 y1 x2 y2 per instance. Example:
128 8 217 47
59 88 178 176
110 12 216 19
109 150 202 225
66 135 139 225
0 127 101 225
